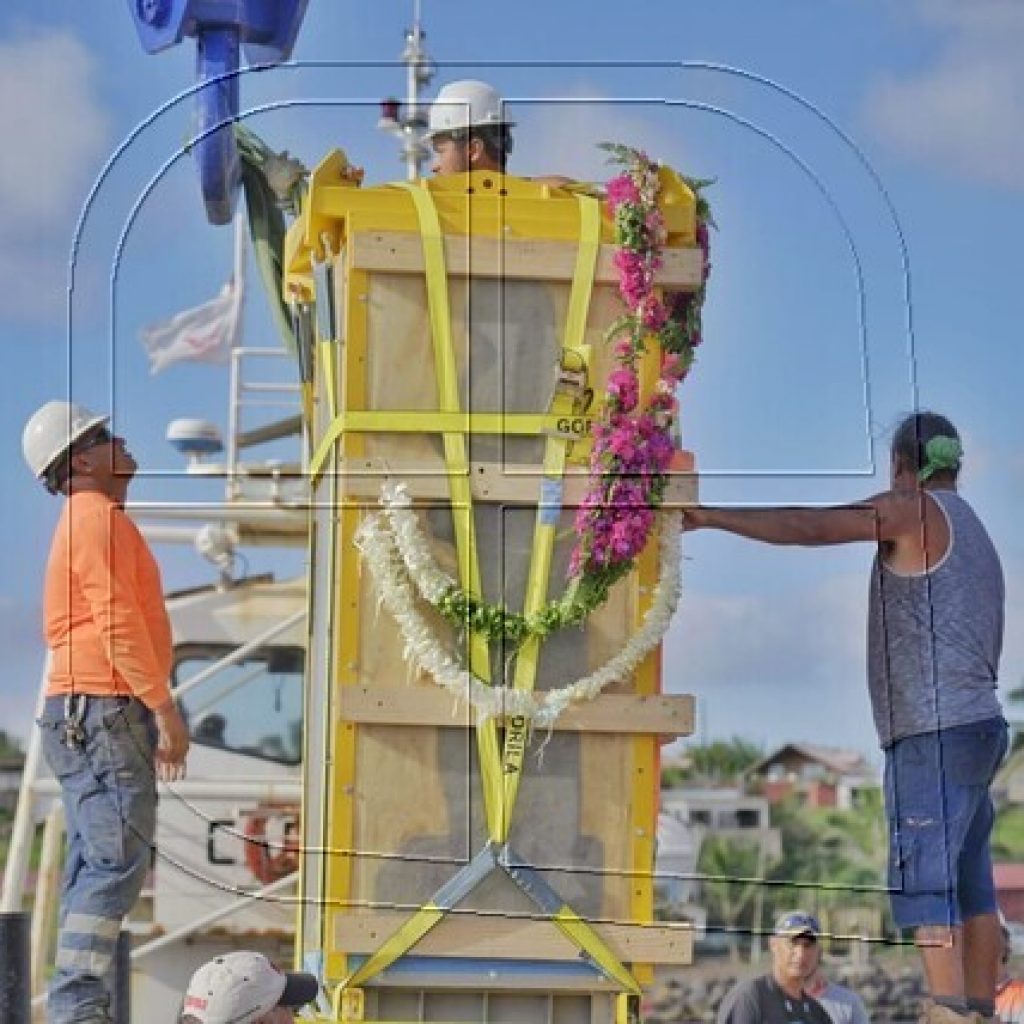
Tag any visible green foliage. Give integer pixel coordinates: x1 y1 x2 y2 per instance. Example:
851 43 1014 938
660 762 690 788
1005 674 1024 704
435 562 627 647
697 835 763 962
663 737 764 785
0 730 24 759
234 124 300 358
690 737 763 779
993 806 1024 860
0 810 46 881
680 772 890 955
764 794 887 924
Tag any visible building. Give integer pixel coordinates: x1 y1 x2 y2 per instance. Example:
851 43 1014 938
746 743 876 810
661 786 776 841
656 786 780 923
995 863 1024 923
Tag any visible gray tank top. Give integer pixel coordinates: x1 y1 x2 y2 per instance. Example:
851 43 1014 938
867 490 1004 748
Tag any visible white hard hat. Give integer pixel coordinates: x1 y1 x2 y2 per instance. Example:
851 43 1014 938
427 79 514 138
182 951 319 1024
22 401 109 480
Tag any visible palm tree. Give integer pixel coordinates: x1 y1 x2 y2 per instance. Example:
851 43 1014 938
689 738 764 782
765 794 887 932
698 836 763 963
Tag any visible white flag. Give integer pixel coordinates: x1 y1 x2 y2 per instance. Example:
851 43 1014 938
138 213 246 375
139 280 240 374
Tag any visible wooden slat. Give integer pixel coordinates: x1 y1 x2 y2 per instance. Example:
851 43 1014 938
350 231 704 289
334 458 698 508
339 687 694 737
336 911 693 965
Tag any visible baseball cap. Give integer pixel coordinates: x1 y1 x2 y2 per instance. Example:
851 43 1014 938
182 951 319 1024
773 910 821 939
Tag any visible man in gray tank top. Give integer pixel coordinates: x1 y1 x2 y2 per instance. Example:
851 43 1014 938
683 412 1007 1024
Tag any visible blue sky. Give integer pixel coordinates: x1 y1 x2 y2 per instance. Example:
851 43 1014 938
1 1 1022 765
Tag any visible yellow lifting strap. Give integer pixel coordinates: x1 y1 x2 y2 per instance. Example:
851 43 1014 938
310 410 571 475
343 903 446 991
497 194 600 840
399 180 505 843
554 906 643 997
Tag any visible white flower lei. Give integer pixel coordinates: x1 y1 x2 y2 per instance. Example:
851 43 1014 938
353 483 682 727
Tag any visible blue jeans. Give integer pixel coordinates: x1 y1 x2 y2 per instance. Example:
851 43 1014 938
38 696 157 1024
885 717 1008 930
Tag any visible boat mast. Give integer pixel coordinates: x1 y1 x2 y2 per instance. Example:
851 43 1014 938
378 0 435 180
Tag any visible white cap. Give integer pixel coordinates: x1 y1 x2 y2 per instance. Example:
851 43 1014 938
426 79 514 138
182 951 318 1024
22 401 109 480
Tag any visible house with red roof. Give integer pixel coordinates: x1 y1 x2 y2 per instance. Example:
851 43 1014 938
746 742 877 810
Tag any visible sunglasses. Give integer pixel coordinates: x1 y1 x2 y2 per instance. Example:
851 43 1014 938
74 426 114 454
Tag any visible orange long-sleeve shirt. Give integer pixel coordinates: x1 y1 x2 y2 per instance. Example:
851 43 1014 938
44 491 172 710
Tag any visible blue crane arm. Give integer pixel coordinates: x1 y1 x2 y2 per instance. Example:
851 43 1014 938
127 0 310 224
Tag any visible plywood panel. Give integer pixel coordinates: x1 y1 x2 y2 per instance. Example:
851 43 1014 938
336 911 694 965
338 686 694 735
350 230 704 288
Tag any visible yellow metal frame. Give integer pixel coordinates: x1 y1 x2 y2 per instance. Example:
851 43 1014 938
323 257 371 983
284 151 696 301
288 160 697 1015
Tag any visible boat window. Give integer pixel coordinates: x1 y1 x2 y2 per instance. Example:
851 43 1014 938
172 644 304 765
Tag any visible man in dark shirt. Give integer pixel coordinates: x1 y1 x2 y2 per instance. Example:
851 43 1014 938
717 911 833 1024
686 412 1007 1024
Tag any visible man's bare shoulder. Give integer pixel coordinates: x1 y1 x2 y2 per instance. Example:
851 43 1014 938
861 488 926 542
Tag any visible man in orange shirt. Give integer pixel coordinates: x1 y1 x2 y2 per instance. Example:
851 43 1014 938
22 400 189 1024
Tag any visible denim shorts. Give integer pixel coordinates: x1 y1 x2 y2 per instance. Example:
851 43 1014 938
884 716 1008 930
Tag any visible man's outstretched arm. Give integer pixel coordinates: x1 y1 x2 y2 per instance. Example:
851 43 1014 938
683 494 912 547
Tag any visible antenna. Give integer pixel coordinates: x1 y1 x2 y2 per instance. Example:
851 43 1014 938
377 0 436 179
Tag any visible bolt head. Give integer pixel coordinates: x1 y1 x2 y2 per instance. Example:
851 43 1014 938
137 0 169 27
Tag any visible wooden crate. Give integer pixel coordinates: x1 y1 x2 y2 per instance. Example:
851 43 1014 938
288 164 698 1021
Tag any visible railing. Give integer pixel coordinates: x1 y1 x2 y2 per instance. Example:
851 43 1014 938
226 346 303 500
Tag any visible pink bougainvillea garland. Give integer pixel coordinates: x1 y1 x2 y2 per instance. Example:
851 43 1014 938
566 143 712 606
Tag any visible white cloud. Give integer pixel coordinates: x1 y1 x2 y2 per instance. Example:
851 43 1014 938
0 244 69 323
663 569 880 761
662 567 877 753
956 429 994 486
0 30 109 230
517 83 687 183
862 1 1024 191
0 29 110 325
915 0 1024 37
667 570 867 692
